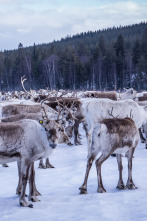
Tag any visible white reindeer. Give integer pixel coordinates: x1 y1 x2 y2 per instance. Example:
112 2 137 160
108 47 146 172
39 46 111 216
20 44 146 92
78 98 146 155
0 118 59 207
118 88 137 100
79 118 139 194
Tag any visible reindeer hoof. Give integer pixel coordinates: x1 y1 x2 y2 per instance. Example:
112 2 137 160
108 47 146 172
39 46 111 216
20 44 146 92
20 202 33 208
75 141 82 146
116 184 127 190
29 196 40 202
67 142 73 146
38 164 46 169
20 202 23 207
46 163 55 168
28 204 33 208
127 183 137 189
97 188 106 193
79 187 87 194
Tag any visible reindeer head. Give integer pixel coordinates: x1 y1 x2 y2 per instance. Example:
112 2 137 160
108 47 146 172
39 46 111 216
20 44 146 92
39 119 64 149
59 109 74 127
40 104 71 148
54 100 78 128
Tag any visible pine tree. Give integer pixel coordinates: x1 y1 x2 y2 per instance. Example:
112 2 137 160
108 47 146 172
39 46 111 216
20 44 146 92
98 35 106 56
142 27 147 60
115 34 125 89
132 39 141 65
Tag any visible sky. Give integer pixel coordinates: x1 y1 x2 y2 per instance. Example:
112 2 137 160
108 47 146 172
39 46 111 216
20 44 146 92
0 0 147 51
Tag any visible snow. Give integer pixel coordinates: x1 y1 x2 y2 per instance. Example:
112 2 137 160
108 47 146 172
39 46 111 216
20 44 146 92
0 126 147 221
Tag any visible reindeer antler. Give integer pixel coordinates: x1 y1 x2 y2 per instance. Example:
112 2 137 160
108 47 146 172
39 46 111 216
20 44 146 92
108 107 119 118
55 98 65 122
21 76 35 98
41 101 50 121
56 99 78 121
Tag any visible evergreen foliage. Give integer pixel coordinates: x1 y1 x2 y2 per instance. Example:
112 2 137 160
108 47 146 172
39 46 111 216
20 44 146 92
0 22 147 91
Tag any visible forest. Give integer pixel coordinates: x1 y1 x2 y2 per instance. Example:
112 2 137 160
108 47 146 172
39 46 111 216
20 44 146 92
0 21 147 91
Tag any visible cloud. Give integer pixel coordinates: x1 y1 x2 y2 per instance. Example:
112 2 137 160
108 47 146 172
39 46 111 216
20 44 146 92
0 1 147 50
17 28 31 34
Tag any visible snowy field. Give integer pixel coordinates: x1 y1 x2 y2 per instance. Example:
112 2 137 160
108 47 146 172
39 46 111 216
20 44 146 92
0 126 147 221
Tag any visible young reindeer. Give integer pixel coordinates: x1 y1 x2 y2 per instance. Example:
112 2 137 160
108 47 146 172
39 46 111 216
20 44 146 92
0 117 60 207
79 117 139 194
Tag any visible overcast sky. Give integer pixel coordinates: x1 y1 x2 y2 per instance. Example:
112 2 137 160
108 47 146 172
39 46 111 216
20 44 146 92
0 0 147 51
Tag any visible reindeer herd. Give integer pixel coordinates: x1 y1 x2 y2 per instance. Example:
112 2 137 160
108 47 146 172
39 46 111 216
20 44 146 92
0 77 147 208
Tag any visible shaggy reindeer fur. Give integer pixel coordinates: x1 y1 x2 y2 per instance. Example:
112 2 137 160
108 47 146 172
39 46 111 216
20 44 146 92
1 104 41 118
0 119 58 207
2 111 71 169
79 118 139 194
1 103 57 119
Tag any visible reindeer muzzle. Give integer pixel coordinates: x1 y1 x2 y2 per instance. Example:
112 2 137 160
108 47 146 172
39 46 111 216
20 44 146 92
50 143 57 149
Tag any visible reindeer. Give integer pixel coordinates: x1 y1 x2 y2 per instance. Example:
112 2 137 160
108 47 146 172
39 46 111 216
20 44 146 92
45 98 147 149
83 91 117 100
15 116 67 197
1 106 72 169
118 88 137 100
75 98 147 154
44 98 84 145
20 77 82 145
0 118 60 207
79 117 139 194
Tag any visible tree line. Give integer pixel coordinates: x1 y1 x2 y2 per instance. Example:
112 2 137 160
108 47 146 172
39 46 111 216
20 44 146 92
0 21 147 91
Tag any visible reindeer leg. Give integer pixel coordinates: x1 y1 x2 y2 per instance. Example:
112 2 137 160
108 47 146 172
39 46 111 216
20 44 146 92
16 161 22 195
28 162 40 202
95 154 110 193
33 182 42 196
46 158 55 168
78 131 82 140
28 163 41 196
16 161 28 196
116 154 126 189
19 160 33 208
38 159 46 169
74 121 82 145
79 156 94 194
139 128 145 143
31 162 41 196
126 148 137 189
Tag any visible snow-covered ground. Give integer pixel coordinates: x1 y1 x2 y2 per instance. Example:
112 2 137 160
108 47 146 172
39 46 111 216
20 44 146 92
0 126 147 221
